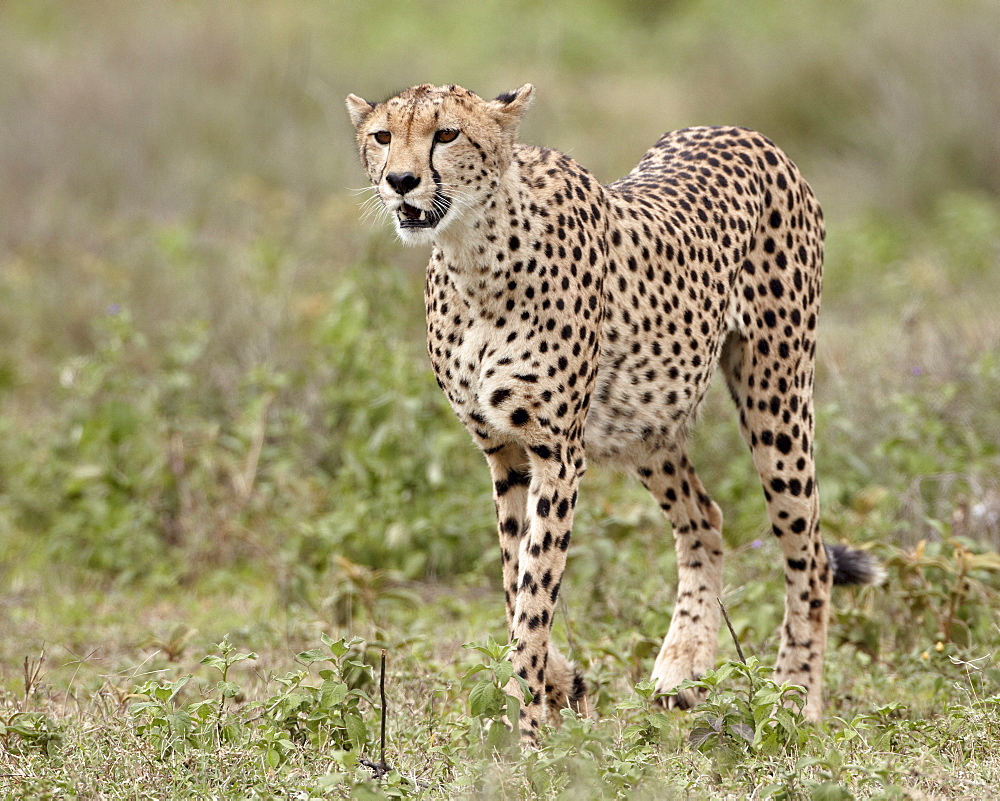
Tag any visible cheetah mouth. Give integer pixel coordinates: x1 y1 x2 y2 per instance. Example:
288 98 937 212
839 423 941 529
396 194 450 229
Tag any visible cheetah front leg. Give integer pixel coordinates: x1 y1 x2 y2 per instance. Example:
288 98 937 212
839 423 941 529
637 451 725 709
486 446 587 736
492 448 582 745
487 444 532 632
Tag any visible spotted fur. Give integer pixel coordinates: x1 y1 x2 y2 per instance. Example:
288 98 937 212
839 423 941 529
346 83 882 745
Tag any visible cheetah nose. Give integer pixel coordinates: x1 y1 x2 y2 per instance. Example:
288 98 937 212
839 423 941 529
386 172 421 195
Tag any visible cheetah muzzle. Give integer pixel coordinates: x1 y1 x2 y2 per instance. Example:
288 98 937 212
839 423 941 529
346 82 883 747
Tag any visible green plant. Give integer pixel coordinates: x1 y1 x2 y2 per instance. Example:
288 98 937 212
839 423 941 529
886 538 1000 648
129 635 379 766
462 637 531 755
676 658 809 770
266 633 376 756
129 674 200 757
0 711 62 756
616 679 676 749
199 637 258 746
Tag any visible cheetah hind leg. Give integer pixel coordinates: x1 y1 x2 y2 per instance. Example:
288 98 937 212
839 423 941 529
636 453 725 711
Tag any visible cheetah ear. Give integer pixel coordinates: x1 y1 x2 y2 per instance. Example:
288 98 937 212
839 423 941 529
346 94 377 129
489 83 534 131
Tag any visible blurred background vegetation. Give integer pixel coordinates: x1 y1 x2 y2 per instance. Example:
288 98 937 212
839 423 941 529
1 0 999 730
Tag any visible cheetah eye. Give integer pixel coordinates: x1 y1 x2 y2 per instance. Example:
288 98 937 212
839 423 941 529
372 131 391 145
434 128 460 144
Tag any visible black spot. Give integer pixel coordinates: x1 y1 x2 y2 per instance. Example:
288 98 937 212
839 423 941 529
511 408 530 426
787 558 807 571
490 388 511 406
790 517 807 533
775 433 792 454
530 444 552 460
537 498 550 517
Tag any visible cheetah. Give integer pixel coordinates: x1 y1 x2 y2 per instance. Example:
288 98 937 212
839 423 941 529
346 83 883 745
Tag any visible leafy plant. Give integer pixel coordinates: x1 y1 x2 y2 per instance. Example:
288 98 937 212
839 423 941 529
199 637 258 746
462 637 531 755
616 678 676 748
0 711 62 756
675 658 809 769
885 537 1000 648
129 674 200 757
266 633 375 756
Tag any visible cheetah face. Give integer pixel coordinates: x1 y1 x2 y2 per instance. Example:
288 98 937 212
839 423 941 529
346 83 534 246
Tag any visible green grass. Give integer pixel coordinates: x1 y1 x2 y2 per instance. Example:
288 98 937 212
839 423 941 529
1 0 1000 797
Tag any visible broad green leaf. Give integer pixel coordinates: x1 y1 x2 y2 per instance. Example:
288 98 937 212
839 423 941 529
321 679 349 708
728 722 754 744
811 782 853 801
200 655 226 672
462 663 489 680
469 680 501 717
493 659 514 687
343 712 367 748
229 651 258 664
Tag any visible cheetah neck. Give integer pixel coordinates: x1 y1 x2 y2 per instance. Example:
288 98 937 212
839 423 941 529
431 162 530 311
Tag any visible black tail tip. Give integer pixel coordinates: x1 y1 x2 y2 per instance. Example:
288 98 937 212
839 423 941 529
826 543 886 587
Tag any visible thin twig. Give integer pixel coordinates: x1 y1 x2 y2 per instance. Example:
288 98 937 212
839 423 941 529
379 649 387 770
361 649 391 779
718 598 746 664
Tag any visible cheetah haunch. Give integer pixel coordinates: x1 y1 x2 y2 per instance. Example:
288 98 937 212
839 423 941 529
346 83 882 745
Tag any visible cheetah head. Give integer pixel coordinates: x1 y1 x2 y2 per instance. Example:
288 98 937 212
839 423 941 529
346 83 534 246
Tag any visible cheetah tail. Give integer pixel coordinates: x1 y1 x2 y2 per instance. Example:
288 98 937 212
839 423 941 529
825 543 887 587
